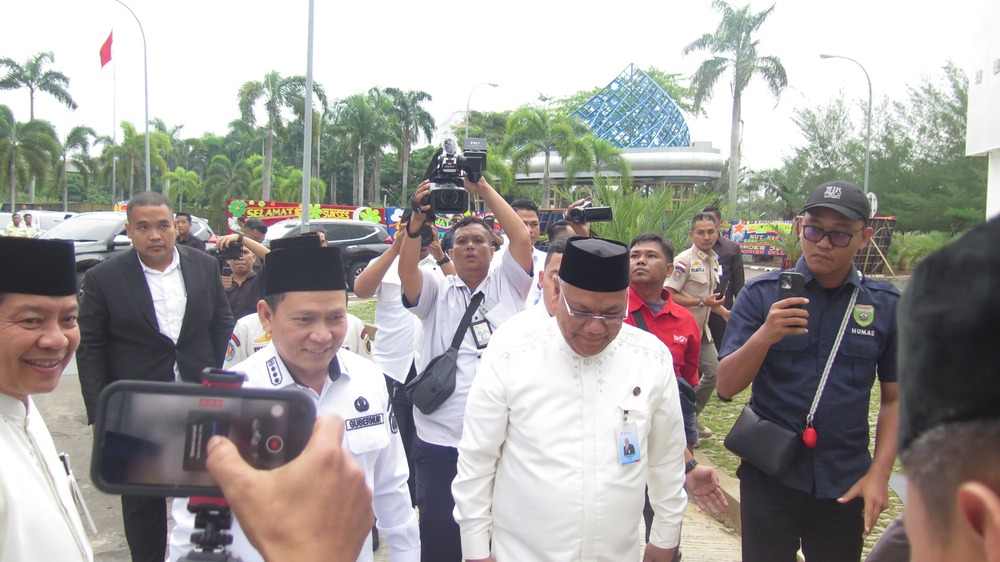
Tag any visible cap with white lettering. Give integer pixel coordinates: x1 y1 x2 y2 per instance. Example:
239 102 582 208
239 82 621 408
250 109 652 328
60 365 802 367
801 180 870 223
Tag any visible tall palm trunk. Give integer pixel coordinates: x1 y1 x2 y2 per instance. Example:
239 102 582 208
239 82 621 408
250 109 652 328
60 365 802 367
61 156 68 212
354 147 365 206
399 136 411 207
541 150 552 207
8 152 16 211
367 151 382 204
128 161 135 200
262 125 275 201
728 92 742 205
330 170 338 205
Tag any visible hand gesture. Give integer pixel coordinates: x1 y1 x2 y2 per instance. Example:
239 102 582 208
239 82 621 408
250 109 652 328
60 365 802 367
757 297 809 345
686 465 729 516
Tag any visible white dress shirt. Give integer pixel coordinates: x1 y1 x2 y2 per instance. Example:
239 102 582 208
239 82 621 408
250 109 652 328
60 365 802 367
406 248 532 447
492 242 546 307
453 322 688 561
371 254 443 382
171 344 420 562
0 394 93 562
139 248 187 344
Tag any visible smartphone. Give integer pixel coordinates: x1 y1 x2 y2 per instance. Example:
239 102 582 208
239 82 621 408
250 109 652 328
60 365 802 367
91 380 316 497
778 271 806 301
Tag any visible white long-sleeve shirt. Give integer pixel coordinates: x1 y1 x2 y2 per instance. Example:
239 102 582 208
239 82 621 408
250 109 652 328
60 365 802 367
453 320 688 561
171 344 419 562
0 394 93 562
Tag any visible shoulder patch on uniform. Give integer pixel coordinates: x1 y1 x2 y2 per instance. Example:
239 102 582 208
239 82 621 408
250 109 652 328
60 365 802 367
225 334 240 362
266 356 283 386
853 304 874 327
675 261 687 273
672 270 683 281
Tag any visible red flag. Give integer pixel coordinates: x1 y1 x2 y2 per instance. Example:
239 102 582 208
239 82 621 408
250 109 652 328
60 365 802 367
100 31 113 68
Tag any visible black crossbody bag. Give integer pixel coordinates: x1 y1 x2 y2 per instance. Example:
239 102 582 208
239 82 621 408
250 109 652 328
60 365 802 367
405 292 484 415
724 287 859 477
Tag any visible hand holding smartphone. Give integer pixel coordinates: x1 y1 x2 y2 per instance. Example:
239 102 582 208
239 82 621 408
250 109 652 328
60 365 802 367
91 381 316 497
778 272 806 303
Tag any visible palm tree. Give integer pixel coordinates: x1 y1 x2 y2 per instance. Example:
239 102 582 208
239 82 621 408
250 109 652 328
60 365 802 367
384 88 435 206
205 154 253 210
362 88 399 205
58 125 97 212
238 71 326 201
118 121 169 200
504 106 588 206
684 0 788 206
331 94 378 206
163 166 200 212
0 52 78 120
0 105 60 211
565 134 633 189
1 51 78 203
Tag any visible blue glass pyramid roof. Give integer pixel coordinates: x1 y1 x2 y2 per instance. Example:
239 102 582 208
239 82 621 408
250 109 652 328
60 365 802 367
571 64 690 148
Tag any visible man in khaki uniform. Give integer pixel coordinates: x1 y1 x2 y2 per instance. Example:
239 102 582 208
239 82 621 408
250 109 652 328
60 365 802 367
665 212 727 438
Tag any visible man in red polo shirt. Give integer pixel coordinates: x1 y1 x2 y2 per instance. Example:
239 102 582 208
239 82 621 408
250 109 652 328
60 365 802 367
627 233 709 552
626 233 701 405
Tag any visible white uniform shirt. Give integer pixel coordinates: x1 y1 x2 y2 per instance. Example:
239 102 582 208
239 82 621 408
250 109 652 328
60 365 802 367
139 247 187 344
371 255 443 382
223 312 372 369
0 394 93 562
492 242 546 307
453 322 688 561
170 344 419 562
406 248 532 447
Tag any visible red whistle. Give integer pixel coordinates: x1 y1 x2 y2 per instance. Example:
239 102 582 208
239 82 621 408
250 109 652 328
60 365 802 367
802 426 817 448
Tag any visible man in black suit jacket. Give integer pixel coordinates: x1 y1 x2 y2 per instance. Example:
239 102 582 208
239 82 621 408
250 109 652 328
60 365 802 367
78 192 234 562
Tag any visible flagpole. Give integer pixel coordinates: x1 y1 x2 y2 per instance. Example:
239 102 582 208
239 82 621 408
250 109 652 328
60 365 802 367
112 59 117 203
112 0 151 192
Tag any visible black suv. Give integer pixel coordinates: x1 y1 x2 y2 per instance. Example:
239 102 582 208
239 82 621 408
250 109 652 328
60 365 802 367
263 218 392 291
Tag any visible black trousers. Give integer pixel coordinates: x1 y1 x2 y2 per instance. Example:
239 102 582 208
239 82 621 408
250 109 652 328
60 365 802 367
385 362 418 505
412 434 462 562
738 462 864 562
121 494 166 562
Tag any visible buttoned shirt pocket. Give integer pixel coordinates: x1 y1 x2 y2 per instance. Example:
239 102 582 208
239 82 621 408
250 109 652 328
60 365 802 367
769 334 809 381
840 336 880 385
345 413 391 455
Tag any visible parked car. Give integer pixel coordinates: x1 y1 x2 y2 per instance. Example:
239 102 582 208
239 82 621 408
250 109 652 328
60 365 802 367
39 211 217 283
263 218 392 291
0 210 76 235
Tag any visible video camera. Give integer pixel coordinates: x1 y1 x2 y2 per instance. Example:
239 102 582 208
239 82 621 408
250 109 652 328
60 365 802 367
567 200 613 224
421 134 487 215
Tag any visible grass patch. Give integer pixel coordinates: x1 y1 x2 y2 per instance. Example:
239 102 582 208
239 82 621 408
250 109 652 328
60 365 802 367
349 299 376 324
697 378 903 555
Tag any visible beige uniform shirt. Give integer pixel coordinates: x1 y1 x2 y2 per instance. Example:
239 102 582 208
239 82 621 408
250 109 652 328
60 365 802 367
665 245 720 340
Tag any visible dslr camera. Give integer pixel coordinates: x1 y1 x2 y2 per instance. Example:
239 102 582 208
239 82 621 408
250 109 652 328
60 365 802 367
567 200 613 224
422 134 488 215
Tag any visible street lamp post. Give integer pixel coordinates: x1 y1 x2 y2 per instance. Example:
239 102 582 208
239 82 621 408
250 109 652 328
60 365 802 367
113 0 151 192
820 54 872 194
465 82 498 138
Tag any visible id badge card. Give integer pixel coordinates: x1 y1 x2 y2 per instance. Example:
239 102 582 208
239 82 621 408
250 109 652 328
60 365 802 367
617 423 640 465
471 320 492 349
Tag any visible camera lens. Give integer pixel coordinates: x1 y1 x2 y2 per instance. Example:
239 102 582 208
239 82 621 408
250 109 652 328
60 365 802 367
440 190 460 206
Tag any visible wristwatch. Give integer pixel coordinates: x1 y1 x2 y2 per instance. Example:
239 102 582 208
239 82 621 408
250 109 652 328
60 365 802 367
685 459 699 474
697 298 706 308
436 256 451 266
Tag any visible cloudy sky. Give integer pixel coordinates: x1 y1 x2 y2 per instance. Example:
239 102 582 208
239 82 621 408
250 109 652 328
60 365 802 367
2 0 991 171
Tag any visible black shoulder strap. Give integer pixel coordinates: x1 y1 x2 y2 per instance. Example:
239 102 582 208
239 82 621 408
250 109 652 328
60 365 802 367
631 310 649 333
451 292 485 349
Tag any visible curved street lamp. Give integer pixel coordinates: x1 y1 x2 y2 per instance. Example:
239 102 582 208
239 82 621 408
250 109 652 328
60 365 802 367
112 0 151 192
820 54 872 194
465 82 498 138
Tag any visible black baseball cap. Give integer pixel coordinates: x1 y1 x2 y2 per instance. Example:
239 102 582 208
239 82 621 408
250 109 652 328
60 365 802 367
801 181 870 223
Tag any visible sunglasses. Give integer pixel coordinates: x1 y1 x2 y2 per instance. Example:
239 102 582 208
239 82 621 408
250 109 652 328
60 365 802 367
801 225 864 248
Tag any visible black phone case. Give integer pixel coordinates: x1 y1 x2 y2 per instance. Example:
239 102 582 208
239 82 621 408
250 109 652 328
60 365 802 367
91 380 315 497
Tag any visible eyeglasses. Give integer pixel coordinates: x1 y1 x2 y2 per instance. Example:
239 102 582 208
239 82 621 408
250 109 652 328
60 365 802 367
801 225 864 248
559 282 627 325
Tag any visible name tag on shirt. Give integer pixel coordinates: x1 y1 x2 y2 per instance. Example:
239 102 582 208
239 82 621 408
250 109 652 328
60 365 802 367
617 423 640 466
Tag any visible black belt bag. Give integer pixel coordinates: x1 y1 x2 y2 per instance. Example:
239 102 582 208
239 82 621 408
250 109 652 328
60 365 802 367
405 292 484 415
724 406 799 477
